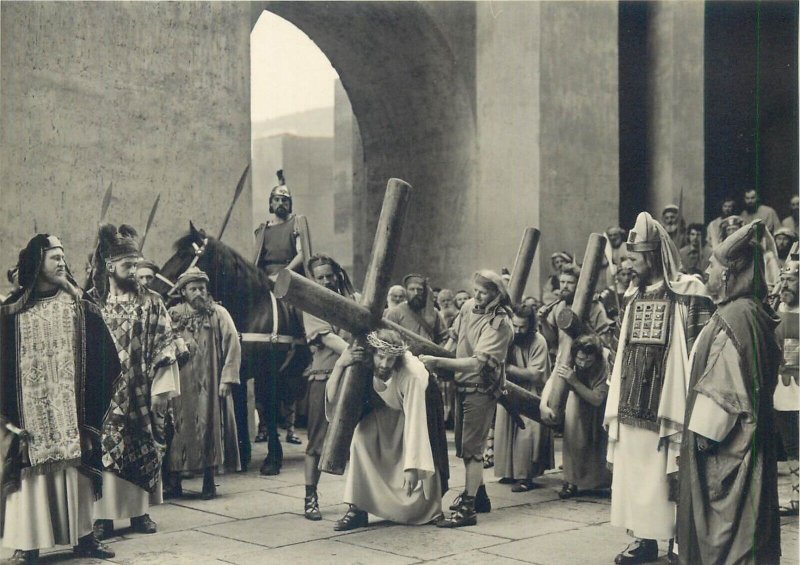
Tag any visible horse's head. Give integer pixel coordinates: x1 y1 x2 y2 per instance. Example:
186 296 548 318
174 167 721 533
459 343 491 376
150 222 209 297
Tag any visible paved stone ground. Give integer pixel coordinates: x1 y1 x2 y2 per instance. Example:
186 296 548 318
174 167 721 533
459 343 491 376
2 435 797 564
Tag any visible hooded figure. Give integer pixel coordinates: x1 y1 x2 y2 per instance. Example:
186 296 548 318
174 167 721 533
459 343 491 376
677 220 782 565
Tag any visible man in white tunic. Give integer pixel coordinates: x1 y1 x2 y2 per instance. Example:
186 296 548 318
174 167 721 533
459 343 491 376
87 224 180 539
0 235 118 563
327 329 443 530
604 212 713 564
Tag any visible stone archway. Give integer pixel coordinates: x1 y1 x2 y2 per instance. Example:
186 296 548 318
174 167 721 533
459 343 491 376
251 2 477 283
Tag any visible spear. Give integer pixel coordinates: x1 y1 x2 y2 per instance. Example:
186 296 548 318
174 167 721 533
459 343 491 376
140 193 161 253
217 165 250 241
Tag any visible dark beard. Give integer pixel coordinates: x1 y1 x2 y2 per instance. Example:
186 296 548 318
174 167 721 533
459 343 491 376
744 203 757 214
512 333 529 347
190 294 215 315
113 274 139 294
274 206 289 220
407 294 425 311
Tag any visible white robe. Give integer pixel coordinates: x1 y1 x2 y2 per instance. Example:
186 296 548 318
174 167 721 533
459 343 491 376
2 468 93 550
337 353 441 525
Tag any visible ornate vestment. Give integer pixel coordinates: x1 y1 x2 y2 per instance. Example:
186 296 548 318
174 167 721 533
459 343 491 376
92 289 177 493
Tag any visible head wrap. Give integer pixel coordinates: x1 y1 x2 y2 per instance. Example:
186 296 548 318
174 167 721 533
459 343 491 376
713 219 768 303
172 266 210 294
662 204 680 215
402 273 427 288
606 226 625 237
551 251 573 265
1 234 74 315
774 227 798 241
719 215 744 240
366 331 408 357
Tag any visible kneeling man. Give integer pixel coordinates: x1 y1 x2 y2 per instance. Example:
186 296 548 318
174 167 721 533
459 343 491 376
328 329 444 530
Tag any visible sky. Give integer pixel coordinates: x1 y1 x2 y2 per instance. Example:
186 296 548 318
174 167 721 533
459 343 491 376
250 12 340 123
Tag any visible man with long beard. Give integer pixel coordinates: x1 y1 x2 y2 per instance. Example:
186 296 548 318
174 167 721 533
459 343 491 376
0 235 118 563
420 270 513 528
385 274 450 345
88 224 180 539
677 220 781 564
165 267 241 500
782 194 799 234
494 304 552 492
740 188 781 233
604 212 714 564
774 227 797 269
661 204 686 250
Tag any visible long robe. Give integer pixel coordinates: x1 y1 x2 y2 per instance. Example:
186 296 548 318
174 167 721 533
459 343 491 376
168 302 241 474
91 288 179 521
563 357 611 490
494 333 553 480
677 299 781 565
339 353 442 525
605 277 712 541
0 290 120 549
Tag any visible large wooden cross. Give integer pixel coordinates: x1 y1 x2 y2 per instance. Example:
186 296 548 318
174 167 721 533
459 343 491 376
275 187 545 474
540 233 607 421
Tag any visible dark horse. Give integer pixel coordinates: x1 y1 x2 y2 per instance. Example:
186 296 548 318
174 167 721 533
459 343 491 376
151 223 310 475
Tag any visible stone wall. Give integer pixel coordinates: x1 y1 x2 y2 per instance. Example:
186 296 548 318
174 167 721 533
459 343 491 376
0 1 252 290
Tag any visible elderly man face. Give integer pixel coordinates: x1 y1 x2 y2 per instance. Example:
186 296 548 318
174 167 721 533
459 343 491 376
437 289 455 310
387 285 406 308
776 234 794 256
607 229 624 248
662 210 679 232
704 255 726 304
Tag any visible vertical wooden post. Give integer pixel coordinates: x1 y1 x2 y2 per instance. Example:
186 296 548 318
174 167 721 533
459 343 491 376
507 228 541 305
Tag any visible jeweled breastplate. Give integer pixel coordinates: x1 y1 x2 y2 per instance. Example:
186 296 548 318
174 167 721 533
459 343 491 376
618 284 674 431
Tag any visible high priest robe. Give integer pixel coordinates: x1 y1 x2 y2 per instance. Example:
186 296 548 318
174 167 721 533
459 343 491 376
333 352 442 525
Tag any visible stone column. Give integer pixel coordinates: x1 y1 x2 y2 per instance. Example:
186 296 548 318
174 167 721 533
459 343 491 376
645 1 705 223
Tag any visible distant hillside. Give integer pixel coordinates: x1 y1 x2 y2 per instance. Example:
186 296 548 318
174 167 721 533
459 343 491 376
252 107 334 139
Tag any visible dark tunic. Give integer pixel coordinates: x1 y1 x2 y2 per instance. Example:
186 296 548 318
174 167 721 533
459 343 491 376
253 216 299 276
678 298 781 565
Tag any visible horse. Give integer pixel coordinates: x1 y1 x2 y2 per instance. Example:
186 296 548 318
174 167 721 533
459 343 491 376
152 222 310 475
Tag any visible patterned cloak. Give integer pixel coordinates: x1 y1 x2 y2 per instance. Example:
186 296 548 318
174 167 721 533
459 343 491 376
90 288 177 493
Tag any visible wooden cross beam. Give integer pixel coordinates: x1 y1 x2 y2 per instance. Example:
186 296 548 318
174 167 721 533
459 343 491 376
541 233 607 421
507 228 541 305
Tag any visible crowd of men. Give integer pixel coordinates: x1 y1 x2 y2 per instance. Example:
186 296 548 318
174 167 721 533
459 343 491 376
0 178 796 565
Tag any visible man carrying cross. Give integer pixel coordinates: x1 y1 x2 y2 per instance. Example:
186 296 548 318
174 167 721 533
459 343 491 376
420 270 514 528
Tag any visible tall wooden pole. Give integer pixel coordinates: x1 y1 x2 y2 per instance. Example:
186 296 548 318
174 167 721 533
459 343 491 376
507 228 541 305
543 233 607 419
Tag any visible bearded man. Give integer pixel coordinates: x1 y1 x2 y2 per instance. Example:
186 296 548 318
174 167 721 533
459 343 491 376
542 251 573 305
604 212 714 564
165 267 241 500
774 227 797 269
677 220 781 564
494 305 552 492
253 171 308 277
0 235 118 563
328 329 445 530
385 274 449 344
538 263 614 369
773 250 799 517
707 195 737 249
420 270 514 528
719 215 744 243
88 224 180 539
661 204 686 250
739 188 780 232
300 253 355 521
782 194 799 234
436 288 459 328
679 223 712 275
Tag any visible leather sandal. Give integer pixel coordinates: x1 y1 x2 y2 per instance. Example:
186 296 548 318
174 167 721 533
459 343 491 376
334 506 368 531
614 539 658 564
304 492 322 521
558 483 579 499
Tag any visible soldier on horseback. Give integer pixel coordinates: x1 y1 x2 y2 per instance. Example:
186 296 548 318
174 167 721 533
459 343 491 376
252 170 312 474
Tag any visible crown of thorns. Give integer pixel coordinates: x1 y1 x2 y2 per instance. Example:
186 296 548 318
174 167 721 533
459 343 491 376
366 332 408 357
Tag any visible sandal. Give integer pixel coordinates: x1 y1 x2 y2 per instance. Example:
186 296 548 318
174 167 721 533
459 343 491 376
558 483 579 499
511 480 537 492
333 506 368 531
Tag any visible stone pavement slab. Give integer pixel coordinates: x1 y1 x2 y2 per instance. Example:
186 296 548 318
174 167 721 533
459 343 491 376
105 530 261 565
197 512 349 548
221 538 418 565
468 508 583 540
170 489 302 520
337 524 507 561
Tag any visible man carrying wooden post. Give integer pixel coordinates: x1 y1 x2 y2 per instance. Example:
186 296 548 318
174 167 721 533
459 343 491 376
539 234 614 424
